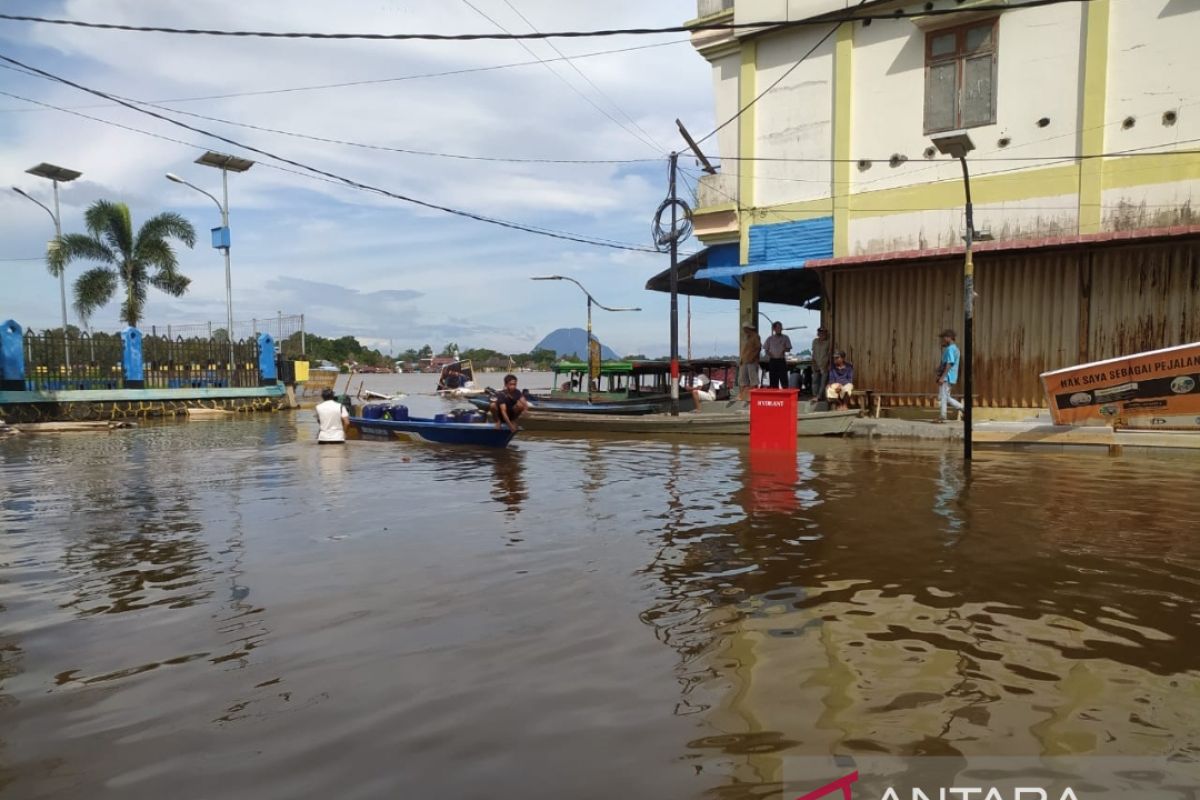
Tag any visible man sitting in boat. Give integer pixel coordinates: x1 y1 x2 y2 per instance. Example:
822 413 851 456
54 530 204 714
685 372 719 412
489 373 528 432
438 364 464 391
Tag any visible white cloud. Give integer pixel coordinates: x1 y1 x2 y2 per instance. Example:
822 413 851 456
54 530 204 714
1 0 724 356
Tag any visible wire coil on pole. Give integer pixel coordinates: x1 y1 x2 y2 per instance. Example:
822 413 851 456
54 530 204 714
651 196 692 251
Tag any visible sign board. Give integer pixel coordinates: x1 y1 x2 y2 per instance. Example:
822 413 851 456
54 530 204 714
588 338 601 384
1040 341 1200 429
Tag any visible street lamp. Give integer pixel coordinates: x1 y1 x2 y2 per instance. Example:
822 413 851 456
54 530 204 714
13 162 83 368
531 275 640 403
931 130 976 462
166 150 254 367
758 312 807 331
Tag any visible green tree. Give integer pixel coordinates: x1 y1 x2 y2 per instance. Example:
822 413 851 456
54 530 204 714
50 200 197 327
418 344 433 359
440 342 460 357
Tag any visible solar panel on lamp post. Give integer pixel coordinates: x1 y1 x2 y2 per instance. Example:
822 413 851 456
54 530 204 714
166 151 254 368
15 162 82 369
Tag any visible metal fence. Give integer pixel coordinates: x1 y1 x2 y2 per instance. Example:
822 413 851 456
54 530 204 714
22 330 126 391
142 313 306 357
20 328 262 391
142 333 262 389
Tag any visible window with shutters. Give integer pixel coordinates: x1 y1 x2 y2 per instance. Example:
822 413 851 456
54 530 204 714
924 19 998 134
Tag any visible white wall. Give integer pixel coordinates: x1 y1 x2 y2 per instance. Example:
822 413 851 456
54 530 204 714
711 52 742 193
752 26 836 206
1105 0 1200 155
848 194 1080 254
850 2 1086 195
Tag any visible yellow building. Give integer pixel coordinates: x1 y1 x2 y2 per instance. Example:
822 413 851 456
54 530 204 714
650 0 1200 411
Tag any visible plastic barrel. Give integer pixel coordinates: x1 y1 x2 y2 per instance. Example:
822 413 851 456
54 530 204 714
362 404 385 420
389 404 409 421
434 413 449 423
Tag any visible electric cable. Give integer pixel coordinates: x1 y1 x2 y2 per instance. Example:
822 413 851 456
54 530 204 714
0 3 1093 42
458 0 661 153
0 39 690 113
0 54 659 253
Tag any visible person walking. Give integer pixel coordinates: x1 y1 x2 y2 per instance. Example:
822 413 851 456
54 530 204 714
936 329 965 423
763 321 792 389
810 326 831 399
737 323 762 402
315 387 350 444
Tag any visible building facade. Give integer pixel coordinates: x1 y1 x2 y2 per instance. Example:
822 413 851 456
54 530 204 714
677 0 1200 410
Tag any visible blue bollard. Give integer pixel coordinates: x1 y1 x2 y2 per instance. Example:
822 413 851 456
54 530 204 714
121 327 144 389
0 320 25 391
257 332 277 386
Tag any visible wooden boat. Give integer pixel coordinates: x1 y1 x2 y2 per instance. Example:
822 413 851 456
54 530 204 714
348 414 517 447
469 358 736 416
513 405 859 437
186 407 237 418
436 359 488 398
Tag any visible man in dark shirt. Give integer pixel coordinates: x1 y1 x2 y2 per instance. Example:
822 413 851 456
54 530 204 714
489 373 528 432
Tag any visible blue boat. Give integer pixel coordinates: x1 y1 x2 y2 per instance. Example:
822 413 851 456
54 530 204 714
349 409 517 448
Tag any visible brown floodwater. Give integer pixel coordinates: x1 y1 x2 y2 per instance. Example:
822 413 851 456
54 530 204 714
2 381 1199 799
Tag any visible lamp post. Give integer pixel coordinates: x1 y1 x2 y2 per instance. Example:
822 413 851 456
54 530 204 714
531 275 640 403
166 150 254 367
14 162 82 368
931 130 977 463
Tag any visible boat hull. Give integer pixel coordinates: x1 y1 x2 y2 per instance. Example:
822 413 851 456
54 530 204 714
513 408 858 437
468 395 671 415
349 416 516 447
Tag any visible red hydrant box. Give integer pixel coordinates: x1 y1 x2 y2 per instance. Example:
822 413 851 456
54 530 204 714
749 388 798 450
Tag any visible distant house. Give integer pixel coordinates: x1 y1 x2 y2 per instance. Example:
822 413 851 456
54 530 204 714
421 356 460 373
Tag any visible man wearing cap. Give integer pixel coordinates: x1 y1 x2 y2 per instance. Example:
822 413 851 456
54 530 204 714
763 321 792 389
738 323 762 402
810 326 831 399
936 329 964 422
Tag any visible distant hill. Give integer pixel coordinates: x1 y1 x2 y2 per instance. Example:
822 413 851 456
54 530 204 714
535 328 620 361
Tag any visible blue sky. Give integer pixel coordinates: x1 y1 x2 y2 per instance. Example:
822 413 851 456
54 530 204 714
1 0 817 357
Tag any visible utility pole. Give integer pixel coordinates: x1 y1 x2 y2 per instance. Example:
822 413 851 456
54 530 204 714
669 151 680 416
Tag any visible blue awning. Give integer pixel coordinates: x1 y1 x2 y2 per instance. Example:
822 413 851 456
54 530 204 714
695 217 834 281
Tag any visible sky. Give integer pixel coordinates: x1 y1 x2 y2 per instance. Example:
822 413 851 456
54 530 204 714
0 0 818 358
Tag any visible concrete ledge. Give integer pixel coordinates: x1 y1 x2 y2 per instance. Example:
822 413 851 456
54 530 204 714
0 385 285 403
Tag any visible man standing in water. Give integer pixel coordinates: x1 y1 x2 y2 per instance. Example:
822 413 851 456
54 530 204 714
763 321 792 389
936 329 965 423
490 373 528 432
315 387 350 444
738 323 762 402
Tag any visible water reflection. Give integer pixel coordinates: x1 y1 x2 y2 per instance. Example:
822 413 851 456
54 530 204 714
640 444 1200 796
490 449 527 516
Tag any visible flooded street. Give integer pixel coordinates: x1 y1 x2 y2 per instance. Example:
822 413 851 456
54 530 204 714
2 374 1199 799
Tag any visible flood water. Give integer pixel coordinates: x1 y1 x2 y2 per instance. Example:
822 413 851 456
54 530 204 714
2 372 1199 799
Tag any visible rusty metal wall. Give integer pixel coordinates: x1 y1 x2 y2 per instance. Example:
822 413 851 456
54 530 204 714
829 252 1082 408
827 240 1200 408
1087 243 1200 361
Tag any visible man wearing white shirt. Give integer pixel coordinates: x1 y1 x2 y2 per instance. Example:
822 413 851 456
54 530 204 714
315 387 350 443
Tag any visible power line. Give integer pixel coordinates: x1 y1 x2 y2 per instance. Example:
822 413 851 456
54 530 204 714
3 62 660 164
458 0 661 153
497 0 667 152
0 54 659 253
0 2 1093 42
0 39 690 113
696 20 843 146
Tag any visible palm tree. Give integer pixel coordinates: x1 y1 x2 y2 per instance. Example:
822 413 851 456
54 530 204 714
49 200 197 328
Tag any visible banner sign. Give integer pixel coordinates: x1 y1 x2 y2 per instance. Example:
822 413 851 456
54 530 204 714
588 339 601 383
1040 341 1200 429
